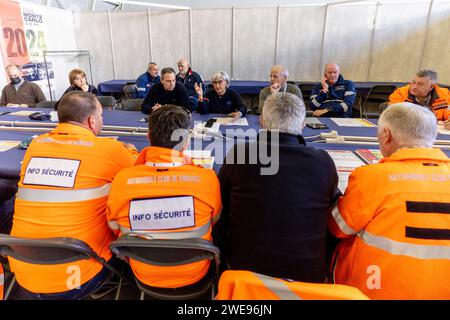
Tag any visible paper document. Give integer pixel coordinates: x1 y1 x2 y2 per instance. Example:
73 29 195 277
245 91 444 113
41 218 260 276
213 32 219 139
183 150 215 169
326 150 366 192
9 110 37 116
355 149 383 164
330 118 376 127
214 117 249 126
50 111 58 122
0 140 20 152
437 122 450 135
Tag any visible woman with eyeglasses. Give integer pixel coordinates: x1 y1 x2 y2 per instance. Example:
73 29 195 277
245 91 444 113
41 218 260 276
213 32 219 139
55 69 98 109
194 71 247 119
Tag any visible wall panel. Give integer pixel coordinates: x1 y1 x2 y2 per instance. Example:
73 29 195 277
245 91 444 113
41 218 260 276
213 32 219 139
421 1 450 85
191 9 232 81
369 3 429 82
150 10 190 71
233 7 277 80
322 4 376 81
110 11 150 80
74 12 114 86
278 6 326 81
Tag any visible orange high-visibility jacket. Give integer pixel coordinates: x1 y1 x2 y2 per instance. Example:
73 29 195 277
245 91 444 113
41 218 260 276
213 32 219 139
215 270 369 300
389 84 450 120
107 146 221 288
0 264 4 300
10 123 137 294
329 148 450 300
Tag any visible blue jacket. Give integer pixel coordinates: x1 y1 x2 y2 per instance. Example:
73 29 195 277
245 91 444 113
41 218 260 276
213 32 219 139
135 72 160 99
176 68 204 97
310 75 356 117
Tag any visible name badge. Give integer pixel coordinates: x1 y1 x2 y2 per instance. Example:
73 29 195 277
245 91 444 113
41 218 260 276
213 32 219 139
23 157 80 188
129 196 195 231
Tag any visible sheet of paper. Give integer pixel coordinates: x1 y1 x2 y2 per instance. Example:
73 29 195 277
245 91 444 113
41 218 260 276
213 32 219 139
330 118 376 127
214 117 249 126
437 122 450 135
9 110 37 116
0 140 20 152
183 150 215 169
50 111 58 122
326 150 366 193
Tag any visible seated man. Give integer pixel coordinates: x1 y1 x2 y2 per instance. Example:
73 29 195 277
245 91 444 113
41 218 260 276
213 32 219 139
388 69 450 126
310 63 355 118
215 92 339 283
107 105 221 289
329 103 450 299
141 67 190 114
135 62 160 99
0 64 46 107
258 64 303 114
176 58 204 109
9 92 137 299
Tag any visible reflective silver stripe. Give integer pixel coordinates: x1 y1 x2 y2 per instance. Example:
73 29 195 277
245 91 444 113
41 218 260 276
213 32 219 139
324 99 344 103
145 162 184 167
0 273 4 286
311 98 321 107
212 210 221 224
331 205 357 235
359 231 450 260
137 88 146 91
310 94 318 99
123 220 211 240
254 273 301 300
344 91 355 96
340 102 348 112
16 184 111 203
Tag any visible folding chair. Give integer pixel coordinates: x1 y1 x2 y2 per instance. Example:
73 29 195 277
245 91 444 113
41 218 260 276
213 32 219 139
36 101 58 109
122 99 143 111
110 235 220 300
360 85 397 118
0 234 122 300
97 96 117 110
298 83 316 116
123 84 137 99
215 270 369 300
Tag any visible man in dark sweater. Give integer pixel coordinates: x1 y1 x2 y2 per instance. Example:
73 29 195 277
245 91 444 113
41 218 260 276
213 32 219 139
141 67 190 114
214 92 339 283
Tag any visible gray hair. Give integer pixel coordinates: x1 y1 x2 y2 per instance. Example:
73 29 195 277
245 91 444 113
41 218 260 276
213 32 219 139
262 92 305 135
324 63 340 73
378 102 437 148
211 71 230 88
272 65 289 78
5 64 21 72
416 69 438 83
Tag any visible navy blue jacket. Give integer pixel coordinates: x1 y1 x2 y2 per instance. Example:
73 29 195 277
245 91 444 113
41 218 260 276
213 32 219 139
176 68 204 98
196 88 247 116
310 75 356 117
214 132 339 282
141 82 190 114
135 72 160 99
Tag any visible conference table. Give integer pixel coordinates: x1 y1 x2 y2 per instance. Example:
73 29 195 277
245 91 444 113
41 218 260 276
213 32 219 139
1 106 449 181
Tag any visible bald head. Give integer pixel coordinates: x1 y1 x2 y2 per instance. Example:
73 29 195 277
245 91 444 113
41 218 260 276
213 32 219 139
177 58 190 75
5 64 22 82
270 65 289 86
324 63 340 85
57 92 103 135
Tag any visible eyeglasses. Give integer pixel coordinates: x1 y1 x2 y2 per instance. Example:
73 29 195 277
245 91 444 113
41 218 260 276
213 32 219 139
212 80 224 85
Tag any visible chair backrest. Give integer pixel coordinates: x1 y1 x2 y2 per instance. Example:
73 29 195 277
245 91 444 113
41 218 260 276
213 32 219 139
123 84 137 99
215 270 369 300
97 96 116 109
36 101 58 109
0 234 118 276
110 235 220 272
122 99 143 111
298 83 316 101
364 85 397 102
